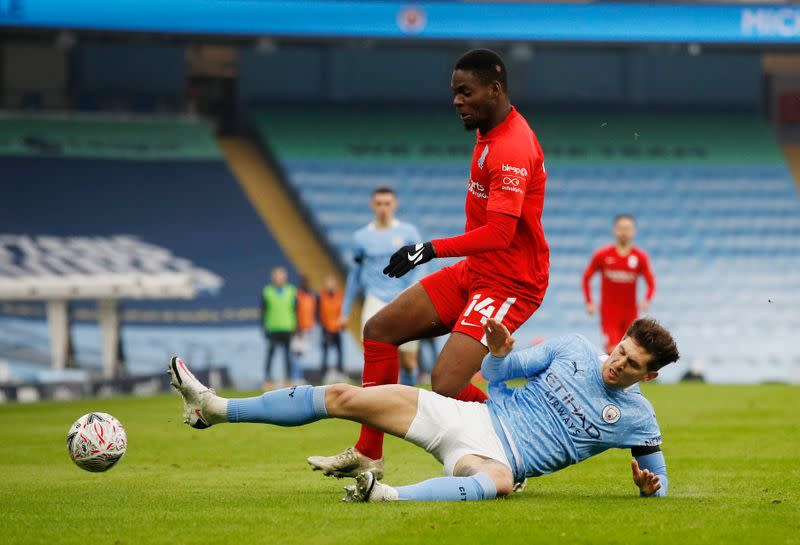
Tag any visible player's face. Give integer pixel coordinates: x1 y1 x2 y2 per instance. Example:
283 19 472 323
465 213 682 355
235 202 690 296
451 69 498 132
601 336 658 388
272 267 287 286
371 192 397 222
614 217 636 245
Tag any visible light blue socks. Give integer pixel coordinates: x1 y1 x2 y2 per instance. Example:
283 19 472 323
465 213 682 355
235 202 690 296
227 385 328 426
395 473 497 501
399 368 418 386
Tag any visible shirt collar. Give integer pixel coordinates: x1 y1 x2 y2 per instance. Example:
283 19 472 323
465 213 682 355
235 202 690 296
368 219 400 231
477 105 518 141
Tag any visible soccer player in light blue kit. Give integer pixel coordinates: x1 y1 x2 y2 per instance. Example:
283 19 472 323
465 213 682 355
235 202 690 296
340 186 424 386
169 316 677 501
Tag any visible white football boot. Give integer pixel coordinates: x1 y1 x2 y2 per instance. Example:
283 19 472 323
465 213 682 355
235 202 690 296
307 446 384 479
341 471 398 503
168 356 227 429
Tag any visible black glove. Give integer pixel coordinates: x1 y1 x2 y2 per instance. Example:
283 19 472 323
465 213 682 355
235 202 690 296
383 242 436 278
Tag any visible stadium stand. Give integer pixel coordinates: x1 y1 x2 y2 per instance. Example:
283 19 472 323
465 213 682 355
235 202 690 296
253 108 800 383
73 42 186 113
0 114 299 386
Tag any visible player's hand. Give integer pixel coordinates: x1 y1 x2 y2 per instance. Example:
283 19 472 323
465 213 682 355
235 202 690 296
631 459 661 497
338 315 350 329
585 303 596 315
383 242 436 278
483 318 515 357
638 299 650 313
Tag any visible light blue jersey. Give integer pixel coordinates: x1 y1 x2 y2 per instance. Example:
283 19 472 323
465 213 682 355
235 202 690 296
484 334 662 480
342 220 422 317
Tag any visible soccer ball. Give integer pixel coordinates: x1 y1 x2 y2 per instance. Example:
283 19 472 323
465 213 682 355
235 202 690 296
67 412 127 472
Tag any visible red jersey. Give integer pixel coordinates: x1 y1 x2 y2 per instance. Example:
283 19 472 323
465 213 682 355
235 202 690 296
464 106 549 299
582 245 655 312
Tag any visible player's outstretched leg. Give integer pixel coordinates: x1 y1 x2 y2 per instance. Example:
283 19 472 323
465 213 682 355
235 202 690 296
168 357 228 428
169 356 330 429
341 459 511 503
169 355 419 435
308 283 448 480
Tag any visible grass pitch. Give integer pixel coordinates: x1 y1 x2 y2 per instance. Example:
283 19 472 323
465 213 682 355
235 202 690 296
1 383 798 545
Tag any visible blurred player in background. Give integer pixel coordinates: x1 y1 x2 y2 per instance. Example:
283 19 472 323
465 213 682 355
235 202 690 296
339 187 423 387
583 214 656 354
260 266 301 390
170 317 677 501
291 276 316 371
308 48 550 479
318 274 345 383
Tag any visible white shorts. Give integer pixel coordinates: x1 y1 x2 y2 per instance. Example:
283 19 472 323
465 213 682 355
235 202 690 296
291 331 311 355
362 295 420 354
404 389 512 476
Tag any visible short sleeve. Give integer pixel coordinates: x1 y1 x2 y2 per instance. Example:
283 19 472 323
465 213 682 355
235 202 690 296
486 147 534 218
627 397 663 448
351 231 365 260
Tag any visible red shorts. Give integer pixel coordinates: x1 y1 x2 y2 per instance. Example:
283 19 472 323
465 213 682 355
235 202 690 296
420 260 542 345
601 309 637 353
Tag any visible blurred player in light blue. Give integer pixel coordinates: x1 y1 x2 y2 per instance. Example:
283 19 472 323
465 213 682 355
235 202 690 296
170 317 678 502
340 187 423 386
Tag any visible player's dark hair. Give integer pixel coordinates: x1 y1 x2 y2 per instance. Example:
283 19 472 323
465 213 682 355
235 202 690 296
614 214 636 224
372 186 396 197
626 318 679 372
454 49 508 92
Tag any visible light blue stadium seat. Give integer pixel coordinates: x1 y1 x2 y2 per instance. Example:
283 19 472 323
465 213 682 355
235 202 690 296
275 159 800 383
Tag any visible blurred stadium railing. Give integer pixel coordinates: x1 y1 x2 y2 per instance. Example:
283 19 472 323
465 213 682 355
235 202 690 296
0 114 299 388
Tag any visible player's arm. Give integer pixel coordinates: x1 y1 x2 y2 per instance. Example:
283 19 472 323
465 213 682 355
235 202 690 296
582 251 601 313
630 445 668 497
432 149 532 260
480 318 557 382
292 291 299 333
639 251 656 312
384 150 533 278
340 239 365 320
431 211 518 258
383 213 517 278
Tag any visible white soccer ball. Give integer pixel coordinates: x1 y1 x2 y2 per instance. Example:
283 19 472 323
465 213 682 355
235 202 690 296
67 412 127 472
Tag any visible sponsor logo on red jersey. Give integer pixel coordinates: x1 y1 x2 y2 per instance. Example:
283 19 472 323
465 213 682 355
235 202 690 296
502 163 528 177
604 269 637 283
467 179 487 199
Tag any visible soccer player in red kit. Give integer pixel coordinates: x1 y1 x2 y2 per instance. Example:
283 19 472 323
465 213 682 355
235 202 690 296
583 214 656 354
308 49 550 479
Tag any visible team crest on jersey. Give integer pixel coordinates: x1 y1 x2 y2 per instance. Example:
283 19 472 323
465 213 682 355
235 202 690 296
392 236 403 247
602 404 621 424
628 255 638 269
477 144 489 170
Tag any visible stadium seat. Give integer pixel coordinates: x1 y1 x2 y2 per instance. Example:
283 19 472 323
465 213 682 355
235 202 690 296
252 109 800 383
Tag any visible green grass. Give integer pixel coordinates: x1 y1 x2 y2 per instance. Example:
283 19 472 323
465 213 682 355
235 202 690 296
1 384 798 545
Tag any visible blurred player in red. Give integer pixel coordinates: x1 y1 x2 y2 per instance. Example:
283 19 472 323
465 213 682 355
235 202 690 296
583 214 656 354
308 48 549 479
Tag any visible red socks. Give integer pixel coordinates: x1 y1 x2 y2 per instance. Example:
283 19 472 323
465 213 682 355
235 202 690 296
455 383 488 403
354 340 488 459
354 339 399 460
